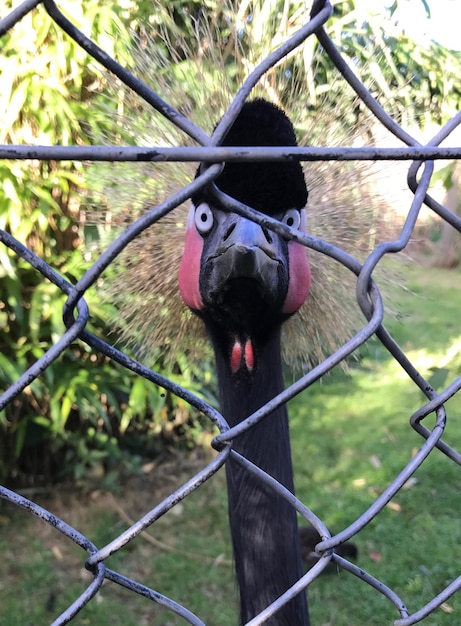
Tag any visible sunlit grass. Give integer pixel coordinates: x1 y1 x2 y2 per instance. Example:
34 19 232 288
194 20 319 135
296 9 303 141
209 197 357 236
291 265 461 625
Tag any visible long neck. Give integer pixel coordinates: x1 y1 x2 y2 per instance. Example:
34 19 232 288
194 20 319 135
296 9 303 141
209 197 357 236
211 327 310 626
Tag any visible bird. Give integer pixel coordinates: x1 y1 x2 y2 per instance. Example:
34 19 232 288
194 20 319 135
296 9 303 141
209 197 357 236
95 30 386 625
179 98 312 625
299 525 358 571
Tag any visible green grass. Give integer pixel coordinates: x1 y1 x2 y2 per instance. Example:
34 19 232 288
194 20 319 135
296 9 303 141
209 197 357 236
1 265 460 625
291 265 461 625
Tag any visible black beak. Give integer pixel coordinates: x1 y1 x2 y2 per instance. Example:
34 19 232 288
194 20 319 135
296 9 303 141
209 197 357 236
202 214 286 309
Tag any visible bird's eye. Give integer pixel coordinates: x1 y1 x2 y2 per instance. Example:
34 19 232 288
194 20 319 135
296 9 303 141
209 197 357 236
194 203 214 235
282 209 301 230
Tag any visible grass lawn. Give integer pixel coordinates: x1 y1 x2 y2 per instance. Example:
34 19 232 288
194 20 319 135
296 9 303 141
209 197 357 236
1 264 460 625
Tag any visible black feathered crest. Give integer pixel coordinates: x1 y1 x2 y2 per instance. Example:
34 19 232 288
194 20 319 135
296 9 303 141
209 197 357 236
193 99 308 214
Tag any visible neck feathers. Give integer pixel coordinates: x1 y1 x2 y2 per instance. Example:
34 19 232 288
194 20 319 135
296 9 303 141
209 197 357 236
212 329 309 625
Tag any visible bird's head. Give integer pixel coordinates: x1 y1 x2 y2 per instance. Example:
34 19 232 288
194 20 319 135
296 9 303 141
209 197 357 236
179 99 311 374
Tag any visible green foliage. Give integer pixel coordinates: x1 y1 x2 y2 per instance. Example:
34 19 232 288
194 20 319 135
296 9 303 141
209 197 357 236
0 0 216 487
0 241 216 485
304 1 461 128
2 0 461 488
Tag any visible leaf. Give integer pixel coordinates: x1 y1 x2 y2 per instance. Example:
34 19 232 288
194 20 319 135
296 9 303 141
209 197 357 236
403 477 418 490
428 366 450 390
369 454 381 468
14 418 29 458
418 0 431 19
60 389 75 426
0 352 25 383
120 378 148 434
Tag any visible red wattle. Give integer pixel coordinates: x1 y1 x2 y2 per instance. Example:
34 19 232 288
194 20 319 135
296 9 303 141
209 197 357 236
283 241 311 314
244 339 254 371
178 207 204 311
231 340 243 373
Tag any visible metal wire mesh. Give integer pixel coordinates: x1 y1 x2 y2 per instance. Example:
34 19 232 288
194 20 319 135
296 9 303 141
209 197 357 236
1 1 461 624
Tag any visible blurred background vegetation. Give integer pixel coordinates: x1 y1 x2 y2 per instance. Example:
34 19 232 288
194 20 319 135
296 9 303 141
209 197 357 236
0 0 460 487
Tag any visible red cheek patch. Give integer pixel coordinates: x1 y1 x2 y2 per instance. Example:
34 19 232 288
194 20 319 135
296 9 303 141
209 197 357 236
282 241 311 314
178 209 204 311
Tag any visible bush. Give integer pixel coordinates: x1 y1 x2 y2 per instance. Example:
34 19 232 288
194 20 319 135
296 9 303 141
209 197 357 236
0 1 217 487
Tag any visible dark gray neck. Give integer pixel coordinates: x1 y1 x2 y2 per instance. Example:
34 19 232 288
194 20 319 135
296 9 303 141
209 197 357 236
211 327 310 626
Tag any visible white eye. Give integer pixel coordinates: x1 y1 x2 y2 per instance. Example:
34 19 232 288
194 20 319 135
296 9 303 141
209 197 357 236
282 209 301 230
194 203 214 235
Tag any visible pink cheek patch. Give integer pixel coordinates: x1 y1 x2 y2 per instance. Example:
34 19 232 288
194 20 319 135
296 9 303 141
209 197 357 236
282 241 311 314
178 222 204 311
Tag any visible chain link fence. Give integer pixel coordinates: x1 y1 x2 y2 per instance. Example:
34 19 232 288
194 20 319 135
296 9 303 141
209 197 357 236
1 0 461 624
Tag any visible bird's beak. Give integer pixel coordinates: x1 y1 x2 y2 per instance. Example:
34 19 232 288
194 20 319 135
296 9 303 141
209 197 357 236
203 215 284 307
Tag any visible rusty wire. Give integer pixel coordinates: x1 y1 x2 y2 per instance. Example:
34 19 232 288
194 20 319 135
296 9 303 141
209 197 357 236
1 1 461 625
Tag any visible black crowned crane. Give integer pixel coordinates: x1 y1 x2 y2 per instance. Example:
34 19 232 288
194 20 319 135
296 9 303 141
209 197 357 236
179 98 311 625
104 88 367 624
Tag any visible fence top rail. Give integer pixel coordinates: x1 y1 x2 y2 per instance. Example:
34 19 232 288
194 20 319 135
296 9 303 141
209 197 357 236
1 145 461 162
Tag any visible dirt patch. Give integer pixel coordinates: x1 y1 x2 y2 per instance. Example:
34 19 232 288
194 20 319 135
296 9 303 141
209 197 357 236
1 444 226 573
